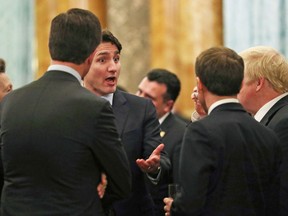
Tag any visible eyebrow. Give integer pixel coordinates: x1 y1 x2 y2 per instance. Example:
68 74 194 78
140 89 155 100
96 50 120 56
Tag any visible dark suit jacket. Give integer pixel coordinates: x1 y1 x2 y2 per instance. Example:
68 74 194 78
150 113 187 216
111 90 170 216
172 103 281 216
0 71 131 216
260 95 288 216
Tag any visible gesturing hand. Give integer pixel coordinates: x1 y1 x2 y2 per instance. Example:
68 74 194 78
136 143 164 173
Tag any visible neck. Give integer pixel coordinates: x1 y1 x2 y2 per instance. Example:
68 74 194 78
51 60 87 79
82 81 103 97
205 92 237 110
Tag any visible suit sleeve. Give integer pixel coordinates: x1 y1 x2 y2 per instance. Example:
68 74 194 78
91 101 132 205
172 121 216 216
172 140 182 183
273 118 288 216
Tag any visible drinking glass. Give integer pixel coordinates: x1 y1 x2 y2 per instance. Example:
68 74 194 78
168 184 180 199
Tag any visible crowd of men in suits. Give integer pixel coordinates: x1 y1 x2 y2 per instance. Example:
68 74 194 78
0 8 287 216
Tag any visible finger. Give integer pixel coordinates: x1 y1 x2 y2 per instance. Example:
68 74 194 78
152 143 165 155
97 185 104 198
136 159 149 171
101 173 107 186
136 159 147 167
147 156 159 163
163 197 169 204
164 204 171 215
145 159 160 170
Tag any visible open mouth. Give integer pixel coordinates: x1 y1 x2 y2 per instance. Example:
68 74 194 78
106 77 116 82
105 77 117 85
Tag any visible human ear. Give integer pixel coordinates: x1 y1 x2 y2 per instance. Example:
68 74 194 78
256 77 265 92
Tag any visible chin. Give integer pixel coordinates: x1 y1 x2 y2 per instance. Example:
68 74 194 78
106 86 117 94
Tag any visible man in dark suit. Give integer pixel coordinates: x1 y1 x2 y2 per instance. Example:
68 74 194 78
0 9 131 216
136 68 187 216
164 47 281 216
84 30 170 216
238 46 288 216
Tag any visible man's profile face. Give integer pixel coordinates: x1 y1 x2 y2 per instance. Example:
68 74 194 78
237 75 258 115
191 86 206 116
0 73 12 101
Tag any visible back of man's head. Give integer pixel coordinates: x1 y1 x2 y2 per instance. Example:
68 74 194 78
195 47 244 96
49 8 102 64
240 46 288 93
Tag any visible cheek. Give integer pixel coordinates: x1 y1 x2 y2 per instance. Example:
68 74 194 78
155 100 167 111
238 86 254 108
90 68 103 80
238 83 250 99
87 72 102 87
88 72 98 82
152 100 159 109
116 65 121 77
237 88 246 103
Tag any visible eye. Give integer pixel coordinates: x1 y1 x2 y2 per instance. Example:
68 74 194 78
114 57 120 63
96 58 105 63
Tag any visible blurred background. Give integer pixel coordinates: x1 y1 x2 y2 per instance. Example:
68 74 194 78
0 0 287 118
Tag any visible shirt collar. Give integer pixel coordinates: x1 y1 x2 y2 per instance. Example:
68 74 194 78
47 65 82 84
101 93 114 105
159 112 170 124
208 98 239 115
254 92 288 122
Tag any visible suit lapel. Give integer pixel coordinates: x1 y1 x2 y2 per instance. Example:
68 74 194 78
260 95 288 125
160 113 173 138
112 90 129 136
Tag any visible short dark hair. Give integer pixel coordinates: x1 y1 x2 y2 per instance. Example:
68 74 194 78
49 8 102 64
102 30 122 53
147 68 181 102
195 47 244 96
0 58 5 73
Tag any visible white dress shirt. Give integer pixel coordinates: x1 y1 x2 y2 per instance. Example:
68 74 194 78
48 65 82 84
101 93 114 105
208 98 239 115
159 112 170 124
254 92 288 122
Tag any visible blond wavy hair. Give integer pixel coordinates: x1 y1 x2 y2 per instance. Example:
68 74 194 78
240 46 288 93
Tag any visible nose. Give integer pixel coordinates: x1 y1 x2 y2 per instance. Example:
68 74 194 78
136 91 144 97
191 91 198 101
107 61 117 72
